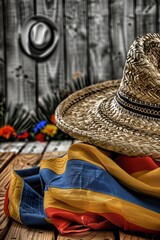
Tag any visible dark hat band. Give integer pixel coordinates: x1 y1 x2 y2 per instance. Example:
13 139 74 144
115 91 160 119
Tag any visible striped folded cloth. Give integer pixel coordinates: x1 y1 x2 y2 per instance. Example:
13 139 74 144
4 142 160 235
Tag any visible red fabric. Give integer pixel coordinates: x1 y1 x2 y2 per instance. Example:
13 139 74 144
46 207 114 233
4 187 10 217
115 155 158 174
46 207 160 235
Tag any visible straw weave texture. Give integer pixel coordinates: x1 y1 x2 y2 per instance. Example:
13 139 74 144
56 33 160 158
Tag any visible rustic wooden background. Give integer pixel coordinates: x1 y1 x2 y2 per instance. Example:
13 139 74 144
0 0 159 111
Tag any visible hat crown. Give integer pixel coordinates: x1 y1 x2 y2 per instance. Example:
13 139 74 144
120 34 160 104
116 33 160 118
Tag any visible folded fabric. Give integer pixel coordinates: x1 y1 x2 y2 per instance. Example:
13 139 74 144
4 142 160 235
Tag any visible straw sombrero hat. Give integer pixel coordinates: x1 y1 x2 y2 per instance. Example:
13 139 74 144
55 33 160 157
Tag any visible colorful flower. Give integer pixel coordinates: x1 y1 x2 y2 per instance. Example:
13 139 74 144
41 124 58 137
51 114 56 125
35 133 45 142
33 120 47 134
17 131 29 139
0 125 16 139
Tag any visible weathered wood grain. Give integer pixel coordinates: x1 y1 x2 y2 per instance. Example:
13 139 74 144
0 142 26 153
0 155 41 238
143 0 157 34
42 151 66 160
20 141 48 154
135 0 157 37
135 0 144 36
0 187 10 240
57 231 115 240
124 0 135 51
0 0 5 127
0 0 4 93
4 221 55 240
0 146 45 238
2 0 160 111
43 140 73 159
110 0 126 79
5 0 36 110
0 142 26 171
0 152 15 172
0 155 43 194
65 0 87 84
45 140 72 152
157 1 160 33
88 0 112 81
36 0 65 95
119 230 154 240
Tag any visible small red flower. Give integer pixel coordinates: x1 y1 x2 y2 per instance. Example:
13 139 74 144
51 114 56 125
0 125 16 139
17 131 29 139
35 133 45 142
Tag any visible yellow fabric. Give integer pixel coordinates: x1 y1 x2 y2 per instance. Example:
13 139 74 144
41 142 160 197
8 171 23 223
44 187 160 231
131 168 160 188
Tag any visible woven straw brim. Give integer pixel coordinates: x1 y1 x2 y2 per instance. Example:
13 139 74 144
55 80 160 158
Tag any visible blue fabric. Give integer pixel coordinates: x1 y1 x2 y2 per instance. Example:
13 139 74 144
17 168 51 228
40 159 160 213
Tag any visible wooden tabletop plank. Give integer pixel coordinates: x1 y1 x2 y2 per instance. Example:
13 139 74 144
45 140 72 152
0 187 10 240
0 143 10 152
0 143 46 239
119 230 155 240
4 221 55 240
0 142 26 153
0 143 25 172
20 142 48 154
0 156 42 239
42 151 66 160
43 140 73 159
57 231 115 240
72 139 81 144
0 155 41 239
0 152 15 172
0 153 43 188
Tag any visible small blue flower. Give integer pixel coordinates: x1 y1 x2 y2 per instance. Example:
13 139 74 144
33 120 47 133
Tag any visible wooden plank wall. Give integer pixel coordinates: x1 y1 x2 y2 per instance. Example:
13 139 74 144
88 0 112 82
0 0 5 127
65 0 88 83
36 0 65 95
0 0 160 114
4 0 36 110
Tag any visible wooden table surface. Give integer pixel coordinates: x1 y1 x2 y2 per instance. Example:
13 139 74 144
0 140 158 240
